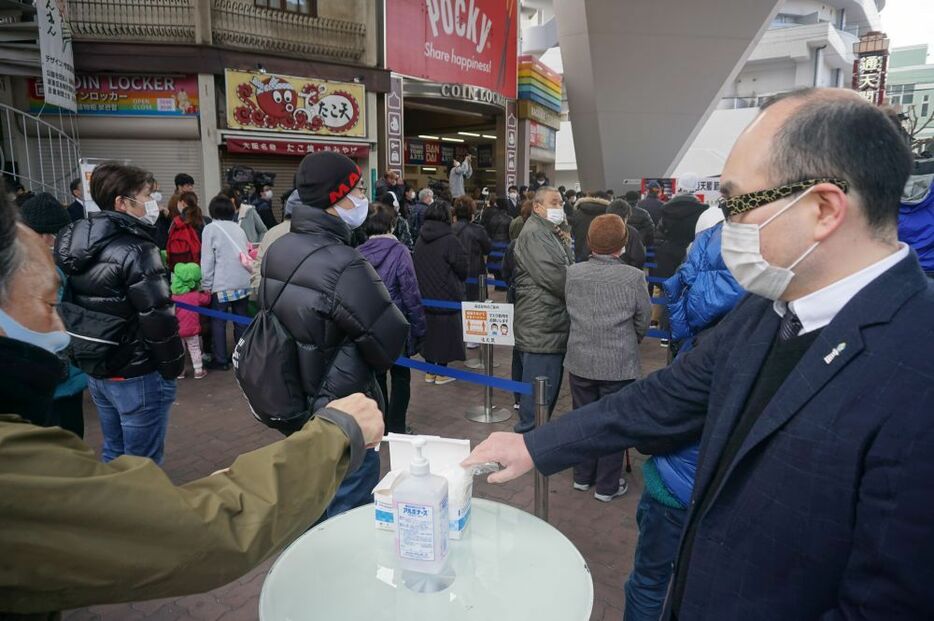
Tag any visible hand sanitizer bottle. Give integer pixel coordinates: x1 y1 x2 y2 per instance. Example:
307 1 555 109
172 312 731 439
393 437 449 576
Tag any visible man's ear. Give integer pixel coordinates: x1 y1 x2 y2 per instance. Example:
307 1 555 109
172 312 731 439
813 183 848 242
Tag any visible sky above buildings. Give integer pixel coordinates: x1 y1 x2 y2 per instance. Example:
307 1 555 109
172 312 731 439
881 0 934 60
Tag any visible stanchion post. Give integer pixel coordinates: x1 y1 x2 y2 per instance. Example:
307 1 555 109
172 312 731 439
533 376 549 521
465 273 511 423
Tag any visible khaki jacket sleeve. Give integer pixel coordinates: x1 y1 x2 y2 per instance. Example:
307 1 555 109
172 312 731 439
0 414 353 614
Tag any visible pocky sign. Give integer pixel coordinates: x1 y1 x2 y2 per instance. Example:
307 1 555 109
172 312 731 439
386 0 518 99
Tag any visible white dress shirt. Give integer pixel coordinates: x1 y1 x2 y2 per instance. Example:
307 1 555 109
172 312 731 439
774 243 910 335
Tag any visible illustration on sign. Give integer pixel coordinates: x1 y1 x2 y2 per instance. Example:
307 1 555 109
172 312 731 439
36 0 76 112
226 70 366 137
462 302 515 346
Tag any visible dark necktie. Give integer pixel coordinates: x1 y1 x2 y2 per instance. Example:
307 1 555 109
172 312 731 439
779 309 803 341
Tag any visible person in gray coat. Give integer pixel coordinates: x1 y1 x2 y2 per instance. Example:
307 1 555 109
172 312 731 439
565 214 651 502
448 154 472 199
512 186 573 433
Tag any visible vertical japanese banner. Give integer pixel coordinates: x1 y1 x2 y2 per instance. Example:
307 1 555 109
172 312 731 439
36 0 76 112
506 99 518 189
851 32 890 106
386 75 405 177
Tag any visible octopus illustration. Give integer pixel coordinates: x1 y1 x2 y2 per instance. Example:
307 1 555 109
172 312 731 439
233 75 359 133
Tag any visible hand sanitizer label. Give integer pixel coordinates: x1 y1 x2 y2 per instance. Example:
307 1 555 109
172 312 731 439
397 503 435 561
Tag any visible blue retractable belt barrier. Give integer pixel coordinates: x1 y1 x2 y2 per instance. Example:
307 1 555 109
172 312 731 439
466 277 509 288
175 301 252 325
644 262 657 269
174 301 534 393
492 241 509 249
651 297 668 305
647 276 668 284
646 251 655 258
421 299 463 311
394 358 533 395
647 328 670 340
489 250 505 258
486 263 503 271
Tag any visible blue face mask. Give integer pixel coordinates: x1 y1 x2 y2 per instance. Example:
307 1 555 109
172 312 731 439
0 308 71 354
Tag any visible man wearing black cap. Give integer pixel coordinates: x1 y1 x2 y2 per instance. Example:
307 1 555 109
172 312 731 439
250 151 409 518
639 181 666 226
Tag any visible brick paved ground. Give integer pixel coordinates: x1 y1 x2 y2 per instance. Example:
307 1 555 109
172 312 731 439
64 329 670 621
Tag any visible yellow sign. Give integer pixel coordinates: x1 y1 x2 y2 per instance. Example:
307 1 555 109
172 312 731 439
225 69 366 138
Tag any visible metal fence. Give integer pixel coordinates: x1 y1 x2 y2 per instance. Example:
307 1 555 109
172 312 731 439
1 103 81 202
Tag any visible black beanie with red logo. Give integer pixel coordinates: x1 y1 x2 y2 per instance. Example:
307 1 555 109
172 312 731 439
296 151 362 208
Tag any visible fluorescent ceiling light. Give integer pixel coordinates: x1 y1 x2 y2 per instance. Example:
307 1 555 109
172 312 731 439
482 134 497 139
441 137 465 143
417 134 439 140
458 131 480 137
421 167 437 172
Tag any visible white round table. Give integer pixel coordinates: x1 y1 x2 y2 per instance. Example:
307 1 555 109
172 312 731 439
259 498 594 620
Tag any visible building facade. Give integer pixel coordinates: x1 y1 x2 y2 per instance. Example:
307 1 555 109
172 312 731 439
888 45 934 152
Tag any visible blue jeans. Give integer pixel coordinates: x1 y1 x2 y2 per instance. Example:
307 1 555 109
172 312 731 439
515 352 564 433
88 372 176 465
624 490 688 621
325 448 381 519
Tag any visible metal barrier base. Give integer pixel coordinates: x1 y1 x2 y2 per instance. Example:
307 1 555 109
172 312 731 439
465 405 512 423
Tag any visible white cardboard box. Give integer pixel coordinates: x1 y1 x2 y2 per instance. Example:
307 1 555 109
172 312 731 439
372 433 472 539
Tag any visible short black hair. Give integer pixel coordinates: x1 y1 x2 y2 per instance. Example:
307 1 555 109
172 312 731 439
508 185 518 192
762 89 913 233
69 178 82 193
364 202 396 236
625 190 641 203
558 185 566 194
209 194 236 221
565 189 577 199
90 162 153 211
425 200 452 224
592 190 611 201
608 199 632 221
175 173 194 188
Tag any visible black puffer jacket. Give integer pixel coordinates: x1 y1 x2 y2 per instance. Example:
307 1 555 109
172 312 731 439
628 205 656 248
482 202 513 243
259 206 408 414
452 220 492 277
413 220 469 310
655 194 706 278
55 211 184 379
569 197 610 262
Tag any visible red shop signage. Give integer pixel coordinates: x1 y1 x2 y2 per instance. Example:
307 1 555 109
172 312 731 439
385 0 518 99
226 138 369 158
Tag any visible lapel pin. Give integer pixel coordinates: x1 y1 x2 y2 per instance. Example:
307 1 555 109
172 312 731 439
823 342 847 365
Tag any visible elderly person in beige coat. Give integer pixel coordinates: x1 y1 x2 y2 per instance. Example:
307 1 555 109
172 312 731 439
564 214 652 502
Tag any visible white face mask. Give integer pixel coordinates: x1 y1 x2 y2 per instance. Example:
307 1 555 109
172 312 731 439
545 208 565 224
721 186 820 300
150 191 163 204
508 192 518 200
262 190 273 200
338 193 369 229
126 196 160 225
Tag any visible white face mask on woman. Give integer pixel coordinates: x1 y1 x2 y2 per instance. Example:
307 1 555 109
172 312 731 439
720 186 820 300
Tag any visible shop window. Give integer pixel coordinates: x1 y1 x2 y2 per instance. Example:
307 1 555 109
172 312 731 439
255 0 317 16
922 95 930 119
889 84 915 106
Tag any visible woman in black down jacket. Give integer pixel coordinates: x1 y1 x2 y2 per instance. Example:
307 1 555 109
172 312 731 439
413 201 469 385
452 196 492 303
257 151 408 518
55 163 184 465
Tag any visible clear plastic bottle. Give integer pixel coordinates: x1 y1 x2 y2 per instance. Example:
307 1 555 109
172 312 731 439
393 437 449 576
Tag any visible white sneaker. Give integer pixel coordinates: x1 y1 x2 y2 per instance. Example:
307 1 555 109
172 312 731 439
594 478 629 502
466 342 480 350
513 402 520 410
572 482 591 492
424 373 436 383
434 375 456 385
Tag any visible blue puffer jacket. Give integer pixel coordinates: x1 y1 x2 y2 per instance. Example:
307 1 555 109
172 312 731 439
648 223 744 507
899 178 934 273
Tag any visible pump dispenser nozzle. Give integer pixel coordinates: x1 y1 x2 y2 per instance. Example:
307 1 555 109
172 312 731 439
410 437 429 476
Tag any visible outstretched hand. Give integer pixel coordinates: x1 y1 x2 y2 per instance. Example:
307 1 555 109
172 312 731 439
461 432 535 483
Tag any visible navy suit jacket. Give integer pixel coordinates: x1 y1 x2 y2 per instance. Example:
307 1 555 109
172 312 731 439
526 253 934 620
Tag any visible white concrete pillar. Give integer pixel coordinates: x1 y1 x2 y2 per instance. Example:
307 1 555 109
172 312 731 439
197 74 221 198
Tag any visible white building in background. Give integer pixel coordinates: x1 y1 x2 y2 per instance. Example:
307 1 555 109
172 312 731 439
526 0 885 189
673 0 884 178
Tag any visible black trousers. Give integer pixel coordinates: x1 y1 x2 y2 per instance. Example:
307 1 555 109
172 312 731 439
376 364 412 434
569 374 633 495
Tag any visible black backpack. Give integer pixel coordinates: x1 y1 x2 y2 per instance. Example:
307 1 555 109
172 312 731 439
233 247 325 434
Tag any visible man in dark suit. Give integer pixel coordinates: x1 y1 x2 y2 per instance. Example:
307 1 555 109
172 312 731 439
66 177 84 221
464 88 934 620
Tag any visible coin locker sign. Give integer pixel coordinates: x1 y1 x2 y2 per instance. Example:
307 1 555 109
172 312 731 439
462 302 514 346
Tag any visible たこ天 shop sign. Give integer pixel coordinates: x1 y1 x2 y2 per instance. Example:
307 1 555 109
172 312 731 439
386 0 519 99
225 69 366 138
28 74 199 116
462 302 514 346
